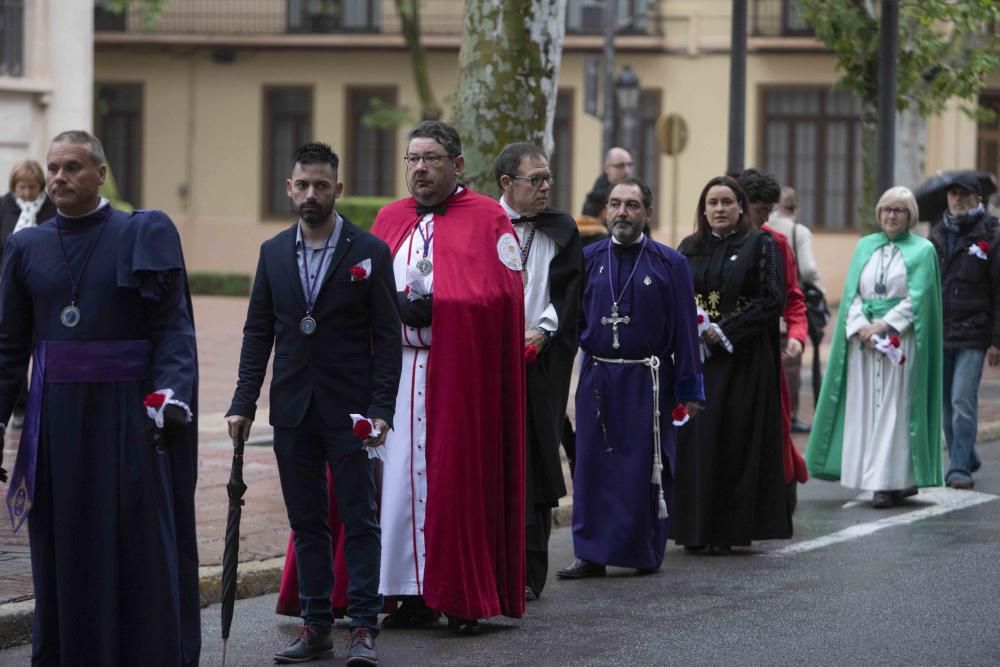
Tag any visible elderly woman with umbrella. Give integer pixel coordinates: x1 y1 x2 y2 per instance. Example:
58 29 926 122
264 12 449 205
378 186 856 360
806 186 943 508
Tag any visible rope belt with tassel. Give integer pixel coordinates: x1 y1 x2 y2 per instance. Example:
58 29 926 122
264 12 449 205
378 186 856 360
592 354 668 519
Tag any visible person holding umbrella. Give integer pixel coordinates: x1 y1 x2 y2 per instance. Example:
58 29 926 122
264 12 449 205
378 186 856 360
927 172 1000 489
227 142 401 664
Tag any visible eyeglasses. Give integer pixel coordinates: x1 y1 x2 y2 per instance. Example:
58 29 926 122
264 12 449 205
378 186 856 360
882 207 909 217
512 175 554 188
607 199 644 211
608 162 634 169
403 154 456 167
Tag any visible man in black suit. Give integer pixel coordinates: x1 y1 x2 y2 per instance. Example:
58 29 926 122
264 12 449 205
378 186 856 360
227 142 401 665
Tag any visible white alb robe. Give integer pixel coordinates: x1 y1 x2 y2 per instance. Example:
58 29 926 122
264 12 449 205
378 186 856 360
841 243 916 491
379 214 432 596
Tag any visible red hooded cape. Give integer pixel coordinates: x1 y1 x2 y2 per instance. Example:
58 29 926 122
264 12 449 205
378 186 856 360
372 188 526 620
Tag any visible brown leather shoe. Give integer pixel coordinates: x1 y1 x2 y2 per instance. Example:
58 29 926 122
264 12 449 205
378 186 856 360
556 558 606 579
273 625 333 663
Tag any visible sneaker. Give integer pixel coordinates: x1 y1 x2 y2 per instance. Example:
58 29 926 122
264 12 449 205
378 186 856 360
273 625 333 664
346 628 378 666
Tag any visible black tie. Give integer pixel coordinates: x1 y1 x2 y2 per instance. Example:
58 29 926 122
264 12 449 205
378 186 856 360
416 201 447 217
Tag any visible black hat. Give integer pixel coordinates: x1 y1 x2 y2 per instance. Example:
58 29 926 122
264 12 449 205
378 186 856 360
949 172 981 195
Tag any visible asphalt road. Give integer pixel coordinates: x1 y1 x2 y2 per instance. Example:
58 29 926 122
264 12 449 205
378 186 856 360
3 440 1000 666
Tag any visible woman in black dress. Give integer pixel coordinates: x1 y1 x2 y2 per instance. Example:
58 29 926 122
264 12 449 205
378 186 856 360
673 175 790 553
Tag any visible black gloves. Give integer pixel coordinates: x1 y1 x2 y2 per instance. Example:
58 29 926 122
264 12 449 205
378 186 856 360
397 291 432 329
152 404 189 453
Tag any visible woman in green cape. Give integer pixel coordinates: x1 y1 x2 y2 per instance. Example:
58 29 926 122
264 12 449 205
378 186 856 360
805 186 943 508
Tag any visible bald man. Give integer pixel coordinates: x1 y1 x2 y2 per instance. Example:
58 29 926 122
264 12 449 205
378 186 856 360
581 147 634 218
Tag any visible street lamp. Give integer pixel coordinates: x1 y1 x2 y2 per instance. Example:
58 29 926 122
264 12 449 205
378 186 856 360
615 65 641 158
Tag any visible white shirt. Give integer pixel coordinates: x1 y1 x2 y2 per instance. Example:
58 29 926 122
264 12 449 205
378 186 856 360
499 196 558 333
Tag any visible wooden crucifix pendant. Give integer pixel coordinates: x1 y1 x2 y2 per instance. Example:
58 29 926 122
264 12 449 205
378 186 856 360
600 302 631 350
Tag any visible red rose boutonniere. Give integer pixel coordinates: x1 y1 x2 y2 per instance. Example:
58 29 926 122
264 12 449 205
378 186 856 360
671 403 690 426
350 265 367 281
525 344 539 365
352 418 373 440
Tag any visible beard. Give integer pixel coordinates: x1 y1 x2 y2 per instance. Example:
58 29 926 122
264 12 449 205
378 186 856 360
300 201 333 226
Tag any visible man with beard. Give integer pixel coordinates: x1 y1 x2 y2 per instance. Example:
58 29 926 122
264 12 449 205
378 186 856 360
372 121 525 634
227 142 401 665
493 142 583 600
928 172 1000 489
558 177 703 579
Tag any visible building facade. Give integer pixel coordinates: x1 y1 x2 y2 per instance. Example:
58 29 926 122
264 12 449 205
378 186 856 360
7 1 999 294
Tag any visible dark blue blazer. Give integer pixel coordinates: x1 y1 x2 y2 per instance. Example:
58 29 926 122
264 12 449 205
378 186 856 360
227 217 402 430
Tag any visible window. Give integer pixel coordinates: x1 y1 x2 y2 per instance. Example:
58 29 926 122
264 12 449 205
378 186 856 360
264 87 314 217
0 0 24 77
613 89 662 226
287 0 381 33
345 87 397 197
566 0 652 35
751 0 813 37
550 89 574 212
94 0 126 31
94 84 144 207
976 92 1000 188
760 87 862 230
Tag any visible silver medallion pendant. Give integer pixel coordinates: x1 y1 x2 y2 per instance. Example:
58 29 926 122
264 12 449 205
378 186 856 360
416 258 433 276
300 316 317 336
874 282 886 295
60 305 81 328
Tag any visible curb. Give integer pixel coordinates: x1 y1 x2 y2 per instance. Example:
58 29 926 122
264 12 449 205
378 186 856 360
0 557 286 650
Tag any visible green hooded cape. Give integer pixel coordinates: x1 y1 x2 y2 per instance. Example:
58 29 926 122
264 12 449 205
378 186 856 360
804 230 943 487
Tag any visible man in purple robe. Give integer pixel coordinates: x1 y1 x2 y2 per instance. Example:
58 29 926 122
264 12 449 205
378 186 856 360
558 177 703 578
0 131 200 665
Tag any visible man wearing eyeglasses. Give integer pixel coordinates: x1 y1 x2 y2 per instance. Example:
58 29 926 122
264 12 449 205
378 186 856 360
581 147 634 220
493 142 583 602
371 121 527 634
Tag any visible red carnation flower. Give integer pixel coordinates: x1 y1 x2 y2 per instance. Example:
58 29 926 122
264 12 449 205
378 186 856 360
144 392 166 409
977 240 989 254
350 265 367 280
525 344 539 365
889 335 901 348
696 314 705 324
353 419 373 440
672 404 688 422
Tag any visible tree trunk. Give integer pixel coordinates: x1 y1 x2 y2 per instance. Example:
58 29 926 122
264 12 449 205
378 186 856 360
451 0 568 196
395 0 441 120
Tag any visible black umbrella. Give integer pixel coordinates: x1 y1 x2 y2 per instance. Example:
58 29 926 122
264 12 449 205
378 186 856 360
220 434 247 666
913 170 997 223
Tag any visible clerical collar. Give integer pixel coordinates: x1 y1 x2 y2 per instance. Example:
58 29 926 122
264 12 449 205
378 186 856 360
611 234 645 247
58 197 109 219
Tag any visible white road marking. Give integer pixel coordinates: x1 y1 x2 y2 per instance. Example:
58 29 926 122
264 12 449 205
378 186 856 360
771 487 998 556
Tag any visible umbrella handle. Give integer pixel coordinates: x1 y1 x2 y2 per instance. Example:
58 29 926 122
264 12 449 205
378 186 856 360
232 434 245 458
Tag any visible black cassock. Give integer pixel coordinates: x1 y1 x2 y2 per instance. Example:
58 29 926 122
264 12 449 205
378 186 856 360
0 205 200 666
674 228 792 548
524 208 583 593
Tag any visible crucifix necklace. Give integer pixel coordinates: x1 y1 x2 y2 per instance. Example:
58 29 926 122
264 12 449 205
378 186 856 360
55 208 111 328
874 243 899 295
601 237 647 349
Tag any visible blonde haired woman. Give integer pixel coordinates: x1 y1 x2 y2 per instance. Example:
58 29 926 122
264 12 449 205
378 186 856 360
806 186 943 508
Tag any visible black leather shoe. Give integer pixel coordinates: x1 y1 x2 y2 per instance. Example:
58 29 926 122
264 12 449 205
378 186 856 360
447 616 481 635
381 600 438 629
274 625 333 664
346 628 378 666
707 545 732 555
872 491 894 509
683 545 706 553
525 586 539 602
635 567 659 575
791 419 811 433
893 486 918 502
556 558 606 579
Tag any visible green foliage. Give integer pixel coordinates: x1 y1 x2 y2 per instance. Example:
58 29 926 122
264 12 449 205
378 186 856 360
99 165 134 213
337 196 393 231
798 0 1000 115
361 98 416 131
188 272 251 297
103 0 170 29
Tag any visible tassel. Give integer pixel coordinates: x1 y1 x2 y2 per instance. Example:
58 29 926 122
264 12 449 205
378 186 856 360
657 494 669 520
651 461 662 484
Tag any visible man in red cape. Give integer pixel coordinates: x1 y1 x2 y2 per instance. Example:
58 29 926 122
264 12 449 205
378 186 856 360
372 121 526 632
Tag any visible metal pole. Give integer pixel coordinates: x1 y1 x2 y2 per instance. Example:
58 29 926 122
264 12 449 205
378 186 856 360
602 0 618 160
877 0 898 194
726 0 747 175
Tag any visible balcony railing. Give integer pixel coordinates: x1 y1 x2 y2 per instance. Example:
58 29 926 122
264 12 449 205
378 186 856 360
751 0 813 37
95 0 663 38
0 0 24 77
